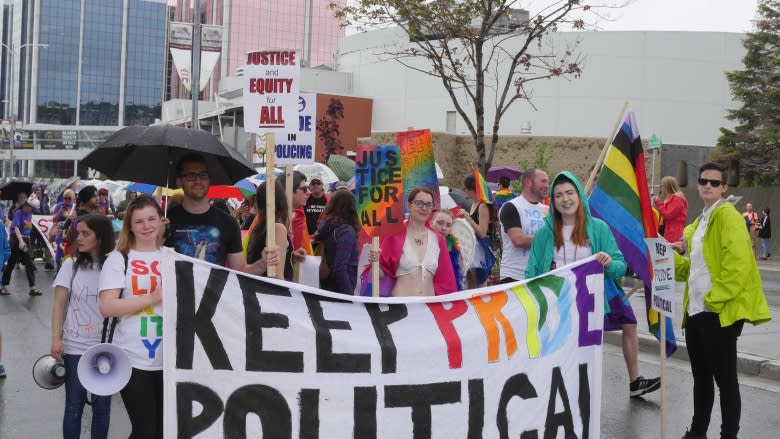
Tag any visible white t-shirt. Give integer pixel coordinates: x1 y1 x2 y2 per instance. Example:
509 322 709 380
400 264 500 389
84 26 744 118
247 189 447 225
499 195 549 280
99 249 163 371
53 258 104 355
553 225 593 269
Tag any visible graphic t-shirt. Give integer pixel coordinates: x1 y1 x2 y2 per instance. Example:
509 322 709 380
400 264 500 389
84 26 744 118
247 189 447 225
10 209 33 238
304 195 328 235
499 195 548 280
53 259 104 355
99 250 163 371
164 205 242 266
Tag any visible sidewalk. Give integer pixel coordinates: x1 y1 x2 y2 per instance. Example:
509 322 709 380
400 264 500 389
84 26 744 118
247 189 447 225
606 259 780 382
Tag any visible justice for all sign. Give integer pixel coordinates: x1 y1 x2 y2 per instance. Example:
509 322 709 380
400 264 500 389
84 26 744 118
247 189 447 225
162 249 605 438
355 145 404 238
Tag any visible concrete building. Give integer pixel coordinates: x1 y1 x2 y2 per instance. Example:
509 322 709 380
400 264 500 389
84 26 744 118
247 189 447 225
337 28 745 149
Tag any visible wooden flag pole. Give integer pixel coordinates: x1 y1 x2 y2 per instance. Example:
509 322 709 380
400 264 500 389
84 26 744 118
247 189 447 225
371 236 380 297
265 132 277 278
660 316 667 439
584 101 629 196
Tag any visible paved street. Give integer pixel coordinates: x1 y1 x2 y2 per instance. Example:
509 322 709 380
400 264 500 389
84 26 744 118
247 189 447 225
1 262 779 437
760 268 780 309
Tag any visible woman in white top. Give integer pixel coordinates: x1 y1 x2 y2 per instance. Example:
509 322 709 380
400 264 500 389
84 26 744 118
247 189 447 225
99 195 164 439
51 214 115 439
364 188 456 296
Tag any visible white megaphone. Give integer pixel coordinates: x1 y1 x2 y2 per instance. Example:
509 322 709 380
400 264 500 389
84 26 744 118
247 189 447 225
32 355 67 389
77 343 132 396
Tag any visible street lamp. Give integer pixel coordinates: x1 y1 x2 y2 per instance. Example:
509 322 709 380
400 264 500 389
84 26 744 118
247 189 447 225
2 42 48 177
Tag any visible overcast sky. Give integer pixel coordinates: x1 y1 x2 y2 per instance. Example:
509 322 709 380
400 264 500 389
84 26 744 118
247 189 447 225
546 0 759 33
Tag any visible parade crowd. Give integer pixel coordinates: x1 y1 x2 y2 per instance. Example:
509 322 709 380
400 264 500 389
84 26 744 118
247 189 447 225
0 156 772 439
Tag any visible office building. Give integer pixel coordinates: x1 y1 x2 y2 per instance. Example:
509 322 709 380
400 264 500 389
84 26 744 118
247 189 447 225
0 0 167 178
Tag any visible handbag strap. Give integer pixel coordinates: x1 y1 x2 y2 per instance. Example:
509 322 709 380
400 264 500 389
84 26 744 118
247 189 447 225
100 252 128 344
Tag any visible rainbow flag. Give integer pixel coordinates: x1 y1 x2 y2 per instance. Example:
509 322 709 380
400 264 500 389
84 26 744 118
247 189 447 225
470 165 494 205
588 110 676 357
397 129 441 210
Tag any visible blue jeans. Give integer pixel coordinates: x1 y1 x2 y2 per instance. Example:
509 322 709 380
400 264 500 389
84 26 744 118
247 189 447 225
761 237 770 258
63 354 111 439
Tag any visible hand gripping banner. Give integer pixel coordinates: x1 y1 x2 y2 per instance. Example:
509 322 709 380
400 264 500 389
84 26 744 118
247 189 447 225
161 248 605 438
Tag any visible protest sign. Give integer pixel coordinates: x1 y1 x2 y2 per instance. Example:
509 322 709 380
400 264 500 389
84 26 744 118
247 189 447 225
242 50 300 134
397 129 441 210
31 215 55 257
272 92 316 165
162 248 605 438
646 237 675 317
354 144 404 238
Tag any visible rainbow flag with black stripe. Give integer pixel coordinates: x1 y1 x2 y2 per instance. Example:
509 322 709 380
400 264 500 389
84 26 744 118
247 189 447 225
588 110 676 357
470 165 494 205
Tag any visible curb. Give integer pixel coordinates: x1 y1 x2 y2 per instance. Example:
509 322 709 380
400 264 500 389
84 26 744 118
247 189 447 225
603 332 778 382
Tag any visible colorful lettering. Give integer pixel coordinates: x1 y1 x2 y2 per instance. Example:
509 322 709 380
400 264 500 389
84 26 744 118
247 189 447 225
470 292 517 362
428 301 468 368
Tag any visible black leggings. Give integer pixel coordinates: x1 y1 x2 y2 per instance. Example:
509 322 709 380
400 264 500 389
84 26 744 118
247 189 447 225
2 236 35 287
685 312 744 439
120 368 163 439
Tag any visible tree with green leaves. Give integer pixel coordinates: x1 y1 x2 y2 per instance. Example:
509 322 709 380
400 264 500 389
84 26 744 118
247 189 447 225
331 0 608 173
717 0 780 185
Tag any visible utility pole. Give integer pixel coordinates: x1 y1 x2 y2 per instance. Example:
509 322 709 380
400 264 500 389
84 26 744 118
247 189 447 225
191 0 201 129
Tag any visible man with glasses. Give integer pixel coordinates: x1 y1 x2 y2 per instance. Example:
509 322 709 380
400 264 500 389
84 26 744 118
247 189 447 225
165 154 278 273
303 174 328 235
674 163 771 439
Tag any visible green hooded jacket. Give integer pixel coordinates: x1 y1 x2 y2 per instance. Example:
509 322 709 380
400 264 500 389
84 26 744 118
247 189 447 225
525 171 627 312
674 200 771 328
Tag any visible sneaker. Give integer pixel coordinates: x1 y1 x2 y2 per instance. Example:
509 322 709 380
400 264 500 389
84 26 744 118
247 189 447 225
629 376 660 397
29 288 42 296
0 364 6 378
681 429 706 438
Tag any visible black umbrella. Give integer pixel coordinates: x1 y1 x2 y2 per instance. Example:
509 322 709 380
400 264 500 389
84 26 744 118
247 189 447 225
0 179 34 201
81 125 255 188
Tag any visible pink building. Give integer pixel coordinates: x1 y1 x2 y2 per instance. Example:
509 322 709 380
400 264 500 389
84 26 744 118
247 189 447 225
168 0 345 100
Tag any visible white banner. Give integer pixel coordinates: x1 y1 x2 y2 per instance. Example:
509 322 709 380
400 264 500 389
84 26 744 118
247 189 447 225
162 249 604 438
242 50 300 134
31 215 55 257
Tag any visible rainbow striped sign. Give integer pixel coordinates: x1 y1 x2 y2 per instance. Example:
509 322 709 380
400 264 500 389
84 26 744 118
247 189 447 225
355 144 404 237
397 129 441 210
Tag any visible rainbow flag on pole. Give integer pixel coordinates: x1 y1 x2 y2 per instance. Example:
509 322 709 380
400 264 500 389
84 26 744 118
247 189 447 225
470 165 494 205
588 110 676 357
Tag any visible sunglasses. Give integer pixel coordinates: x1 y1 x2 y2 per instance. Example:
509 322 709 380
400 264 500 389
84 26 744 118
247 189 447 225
697 178 723 187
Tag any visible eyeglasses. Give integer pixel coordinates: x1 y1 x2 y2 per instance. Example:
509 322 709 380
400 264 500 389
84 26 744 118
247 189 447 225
310 181 322 186
697 178 723 187
180 171 209 182
411 200 434 209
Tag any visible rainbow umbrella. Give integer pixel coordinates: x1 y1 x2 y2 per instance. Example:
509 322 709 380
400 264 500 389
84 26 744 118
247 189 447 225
125 182 182 196
234 179 258 197
207 185 244 199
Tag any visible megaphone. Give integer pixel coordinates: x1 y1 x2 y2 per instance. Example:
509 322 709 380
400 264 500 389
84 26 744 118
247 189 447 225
32 355 66 389
77 343 132 396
